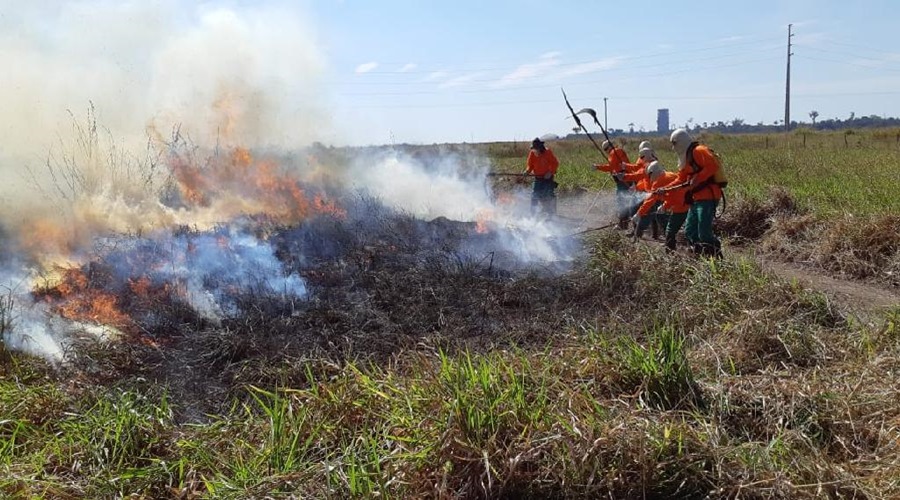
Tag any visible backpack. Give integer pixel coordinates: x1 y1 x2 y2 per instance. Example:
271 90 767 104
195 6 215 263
686 142 728 189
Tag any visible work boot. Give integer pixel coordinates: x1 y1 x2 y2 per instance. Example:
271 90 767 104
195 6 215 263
618 216 630 230
665 237 677 253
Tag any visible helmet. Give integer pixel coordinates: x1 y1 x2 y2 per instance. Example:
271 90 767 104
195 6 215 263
638 147 657 161
669 128 693 166
646 161 664 181
638 140 651 151
601 140 613 152
531 137 545 150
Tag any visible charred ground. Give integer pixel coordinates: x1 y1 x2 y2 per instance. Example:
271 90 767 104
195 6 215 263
2 129 900 499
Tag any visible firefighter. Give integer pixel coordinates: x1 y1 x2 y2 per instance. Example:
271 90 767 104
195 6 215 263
659 128 724 257
594 140 634 229
524 137 559 215
631 161 688 247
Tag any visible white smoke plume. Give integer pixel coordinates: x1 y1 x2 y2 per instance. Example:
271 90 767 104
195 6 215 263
0 0 327 202
348 150 577 264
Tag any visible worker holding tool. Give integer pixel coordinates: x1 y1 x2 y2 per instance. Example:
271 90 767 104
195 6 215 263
594 140 635 229
524 137 559 215
621 147 661 237
632 161 688 248
657 128 724 257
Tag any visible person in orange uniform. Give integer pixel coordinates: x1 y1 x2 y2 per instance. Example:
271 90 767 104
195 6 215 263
594 140 634 228
524 137 560 215
633 161 689 250
619 147 660 237
658 129 723 257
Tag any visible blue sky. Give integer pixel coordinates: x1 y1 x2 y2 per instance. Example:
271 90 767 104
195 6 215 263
308 0 900 145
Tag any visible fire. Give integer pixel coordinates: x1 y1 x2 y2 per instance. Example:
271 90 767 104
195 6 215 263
46 268 133 331
495 192 515 206
475 209 493 234
165 145 346 224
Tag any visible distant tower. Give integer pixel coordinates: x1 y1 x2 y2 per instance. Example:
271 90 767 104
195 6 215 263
657 109 670 134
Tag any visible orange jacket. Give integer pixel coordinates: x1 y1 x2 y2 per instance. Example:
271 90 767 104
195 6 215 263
526 148 559 177
664 144 722 202
638 172 688 216
595 147 631 174
628 156 648 175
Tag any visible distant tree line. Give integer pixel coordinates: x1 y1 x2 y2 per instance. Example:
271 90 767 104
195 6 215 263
564 113 900 139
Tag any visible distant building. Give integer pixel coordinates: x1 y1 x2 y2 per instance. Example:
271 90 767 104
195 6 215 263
657 109 670 134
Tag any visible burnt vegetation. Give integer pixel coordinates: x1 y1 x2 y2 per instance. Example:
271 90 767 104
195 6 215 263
3 129 900 498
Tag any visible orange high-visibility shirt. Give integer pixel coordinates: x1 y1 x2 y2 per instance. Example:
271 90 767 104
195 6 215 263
526 148 559 176
595 147 630 174
665 144 722 202
637 172 688 216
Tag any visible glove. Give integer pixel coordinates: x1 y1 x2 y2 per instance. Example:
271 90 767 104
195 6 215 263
631 214 641 227
613 171 624 180
543 172 553 180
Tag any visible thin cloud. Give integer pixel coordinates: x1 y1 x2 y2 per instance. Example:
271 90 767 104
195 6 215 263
355 61 378 74
491 54 560 88
558 57 623 78
399 63 417 72
421 70 448 82
438 72 485 89
540 51 562 59
790 19 819 28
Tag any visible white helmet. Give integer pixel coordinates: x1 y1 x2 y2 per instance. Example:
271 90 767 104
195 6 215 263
638 140 651 151
601 140 613 152
646 161 664 181
638 147 657 161
669 128 693 166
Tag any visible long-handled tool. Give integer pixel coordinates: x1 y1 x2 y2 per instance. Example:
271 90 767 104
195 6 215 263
572 107 612 145
562 88 605 154
562 89 617 227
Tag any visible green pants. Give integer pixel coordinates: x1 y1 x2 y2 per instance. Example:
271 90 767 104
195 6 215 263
664 211 688 251
684 200 720 246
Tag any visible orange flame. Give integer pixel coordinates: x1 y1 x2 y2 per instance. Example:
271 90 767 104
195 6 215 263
48 268 133 330
474 209 493 234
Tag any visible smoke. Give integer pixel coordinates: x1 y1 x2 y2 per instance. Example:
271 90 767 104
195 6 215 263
348 149 577 264
0 0 326 200
0 2 583 362
104 227 307 322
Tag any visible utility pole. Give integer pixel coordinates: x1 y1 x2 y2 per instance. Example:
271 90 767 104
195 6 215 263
603 97 608 131
784 23 794 132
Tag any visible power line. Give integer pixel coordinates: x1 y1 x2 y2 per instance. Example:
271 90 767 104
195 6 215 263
793 44 900 67
819 38 900 56
344 90 900 110
331 44 784 86
794 54 900 74
353 34 783 75
339 57 780 97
